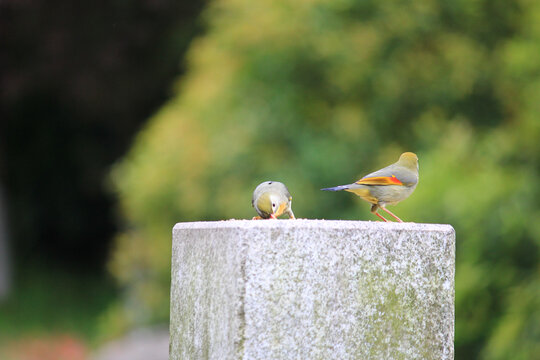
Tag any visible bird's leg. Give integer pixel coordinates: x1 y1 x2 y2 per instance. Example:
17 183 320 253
374 212 388 222
252 216 263 220
371 203 388 222
380 206 403 223
287 209 296 219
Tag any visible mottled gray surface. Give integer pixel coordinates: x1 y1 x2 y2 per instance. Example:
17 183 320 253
170 220 455 360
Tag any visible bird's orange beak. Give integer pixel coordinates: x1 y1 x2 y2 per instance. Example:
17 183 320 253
273 202 287 218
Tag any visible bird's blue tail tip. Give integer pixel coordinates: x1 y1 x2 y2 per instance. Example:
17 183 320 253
321 185 347 191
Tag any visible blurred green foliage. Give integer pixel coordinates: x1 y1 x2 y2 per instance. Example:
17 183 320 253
0 267 115 345
110 0 540 358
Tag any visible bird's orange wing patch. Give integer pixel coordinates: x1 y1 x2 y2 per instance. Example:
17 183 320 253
355 175 403 186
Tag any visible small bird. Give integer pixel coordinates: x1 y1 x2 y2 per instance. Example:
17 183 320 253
321 152 419 222
252 181 295 220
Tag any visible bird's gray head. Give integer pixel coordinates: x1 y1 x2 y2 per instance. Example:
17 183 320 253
256 192 283 218
397 152 419 173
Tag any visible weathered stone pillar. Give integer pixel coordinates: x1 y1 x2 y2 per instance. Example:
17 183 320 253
170 220 455 360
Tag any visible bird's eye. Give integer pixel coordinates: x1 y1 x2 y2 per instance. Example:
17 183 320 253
272 203 276 208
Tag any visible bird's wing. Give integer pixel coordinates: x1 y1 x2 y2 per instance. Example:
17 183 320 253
355 164 417 186
355 175 403 186
390 167 418 186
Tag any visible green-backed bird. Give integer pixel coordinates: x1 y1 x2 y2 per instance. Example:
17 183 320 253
252 181 295 220
321 152 419 222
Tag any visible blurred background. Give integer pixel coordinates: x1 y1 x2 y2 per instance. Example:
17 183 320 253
1 0 539 359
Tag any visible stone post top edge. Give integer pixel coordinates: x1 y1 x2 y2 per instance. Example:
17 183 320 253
173 219 454 234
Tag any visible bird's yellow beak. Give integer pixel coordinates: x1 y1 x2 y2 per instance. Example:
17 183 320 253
274 202 287 218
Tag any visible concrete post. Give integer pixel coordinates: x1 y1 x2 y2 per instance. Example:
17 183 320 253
170 220 455 360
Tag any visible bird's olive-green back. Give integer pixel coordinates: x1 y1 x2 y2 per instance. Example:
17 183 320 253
361 153 419 187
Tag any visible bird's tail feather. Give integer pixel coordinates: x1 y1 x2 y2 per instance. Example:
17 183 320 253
321 185 349 191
